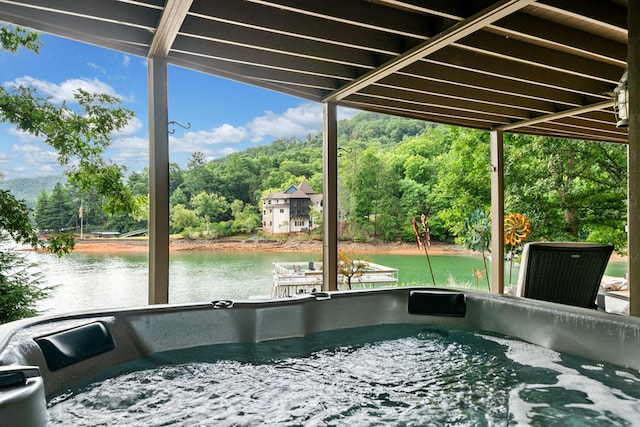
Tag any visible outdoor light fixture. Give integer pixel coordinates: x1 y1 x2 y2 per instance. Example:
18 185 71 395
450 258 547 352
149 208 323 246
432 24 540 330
613 71 629 128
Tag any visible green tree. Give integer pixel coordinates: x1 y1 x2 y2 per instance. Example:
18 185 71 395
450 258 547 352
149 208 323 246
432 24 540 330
0 241 53 323
352 148 384 239
432 127 491 240
170 187 188 207
34 183 75 231
505 135 627 250
191 191 229 221
170 204 200 233
229 199 260 234
0 26 137 322
182 152 210 201
169 162 184 193
34 189 48 229
127 169 149 196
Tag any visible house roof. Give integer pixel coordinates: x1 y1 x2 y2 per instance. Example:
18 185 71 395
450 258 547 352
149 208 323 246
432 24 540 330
265 180 317 200
0 0 628 144
297 180 316 195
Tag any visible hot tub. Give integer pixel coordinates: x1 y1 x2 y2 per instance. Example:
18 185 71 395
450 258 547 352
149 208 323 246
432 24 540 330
1 287 640 425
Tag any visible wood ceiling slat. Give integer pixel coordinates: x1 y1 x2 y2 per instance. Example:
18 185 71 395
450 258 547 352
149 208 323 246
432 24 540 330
400 62 585 107
426 47 614 98
1 0 160 28
171 36 361 81
0 0 628 143
179 14 387 69
375 74 561 114
0 1 155 56
493 13 626 65
189 0 416 56
343 99 507 127
535 0 627 33
351 87 531 120
457 31 624 83
247 0 447 39
168 51 337 99
519 122 627 143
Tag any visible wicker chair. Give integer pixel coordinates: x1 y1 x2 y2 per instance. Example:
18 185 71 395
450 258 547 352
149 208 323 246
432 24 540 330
516 242 614 309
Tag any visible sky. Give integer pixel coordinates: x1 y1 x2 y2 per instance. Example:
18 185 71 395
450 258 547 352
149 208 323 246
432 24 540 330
0 33 358 180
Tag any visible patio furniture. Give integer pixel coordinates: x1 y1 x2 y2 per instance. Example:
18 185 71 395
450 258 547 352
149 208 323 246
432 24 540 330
516 242 614 309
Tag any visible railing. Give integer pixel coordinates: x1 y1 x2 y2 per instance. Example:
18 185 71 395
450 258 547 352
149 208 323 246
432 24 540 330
272 261 398 298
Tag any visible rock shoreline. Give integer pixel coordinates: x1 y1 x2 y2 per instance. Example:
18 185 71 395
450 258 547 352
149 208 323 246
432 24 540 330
71 238 471 256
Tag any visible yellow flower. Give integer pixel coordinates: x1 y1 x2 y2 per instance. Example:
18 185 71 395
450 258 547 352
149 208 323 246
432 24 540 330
504 213 531 246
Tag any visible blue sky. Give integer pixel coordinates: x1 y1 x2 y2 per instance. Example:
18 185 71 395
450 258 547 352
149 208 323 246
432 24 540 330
0 33 358 180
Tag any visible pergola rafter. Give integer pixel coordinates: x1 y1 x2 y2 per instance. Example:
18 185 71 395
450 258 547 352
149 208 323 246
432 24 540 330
0 0 634 312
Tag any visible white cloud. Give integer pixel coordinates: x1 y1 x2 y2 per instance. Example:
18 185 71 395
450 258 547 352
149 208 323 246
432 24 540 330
122 54 130 67
216 147 239 157
12 144 58 165
338 106 360 120
0 151 17 163
247 103 322 142
164 102 362 159
169 124 248 154
5 76 128 103
0 100 362 179
11 144 44 153
7 128 43 143
115 116 143 136
110 136 149 164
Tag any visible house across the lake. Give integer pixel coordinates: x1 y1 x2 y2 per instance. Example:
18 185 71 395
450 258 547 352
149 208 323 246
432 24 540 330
262 180 322 234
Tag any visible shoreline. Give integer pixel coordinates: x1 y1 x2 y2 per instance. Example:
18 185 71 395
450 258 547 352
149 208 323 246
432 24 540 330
68 237 628 262
70 238 472 256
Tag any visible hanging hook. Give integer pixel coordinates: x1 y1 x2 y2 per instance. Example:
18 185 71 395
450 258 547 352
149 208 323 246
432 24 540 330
168 121 192 134
337 147 353 157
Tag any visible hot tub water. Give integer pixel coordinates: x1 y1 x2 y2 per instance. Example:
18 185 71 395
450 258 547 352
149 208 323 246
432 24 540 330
47 325 640 426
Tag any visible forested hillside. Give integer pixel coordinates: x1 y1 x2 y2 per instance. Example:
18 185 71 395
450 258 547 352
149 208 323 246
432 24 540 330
22 112 629 251
0 175 66 209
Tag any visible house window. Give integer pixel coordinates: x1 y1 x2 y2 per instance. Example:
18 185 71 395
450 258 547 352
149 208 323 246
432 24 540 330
268 200 271 205
280 209 284 213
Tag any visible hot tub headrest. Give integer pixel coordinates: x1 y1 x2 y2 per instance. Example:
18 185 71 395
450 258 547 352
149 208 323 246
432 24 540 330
35 322 115 372
408 291 466 317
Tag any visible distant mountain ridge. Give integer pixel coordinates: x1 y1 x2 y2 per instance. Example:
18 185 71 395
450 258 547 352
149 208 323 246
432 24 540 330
0 175 67 209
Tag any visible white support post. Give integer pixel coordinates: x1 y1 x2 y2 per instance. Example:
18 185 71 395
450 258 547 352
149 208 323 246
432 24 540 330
628 1 639 316
323 102 338 291
148 56 170 305
490 130 505 294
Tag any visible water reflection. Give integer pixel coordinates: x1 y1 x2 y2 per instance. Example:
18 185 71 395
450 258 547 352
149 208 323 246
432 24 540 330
27 250 626 316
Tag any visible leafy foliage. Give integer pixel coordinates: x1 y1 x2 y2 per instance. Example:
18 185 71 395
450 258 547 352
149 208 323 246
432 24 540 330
0 25 136 321
10 110 630 256
0 189 39 247
0 236 53 323
0 86 135 213
337 250 370 290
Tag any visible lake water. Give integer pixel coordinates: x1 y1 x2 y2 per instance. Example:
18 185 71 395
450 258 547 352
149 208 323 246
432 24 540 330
28 250 627 316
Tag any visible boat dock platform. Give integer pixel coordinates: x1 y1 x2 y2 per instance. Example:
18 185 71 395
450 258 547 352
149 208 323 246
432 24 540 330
272 261 398 298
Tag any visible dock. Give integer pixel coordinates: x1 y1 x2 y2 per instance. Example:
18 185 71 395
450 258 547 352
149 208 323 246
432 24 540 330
272 261 398 298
